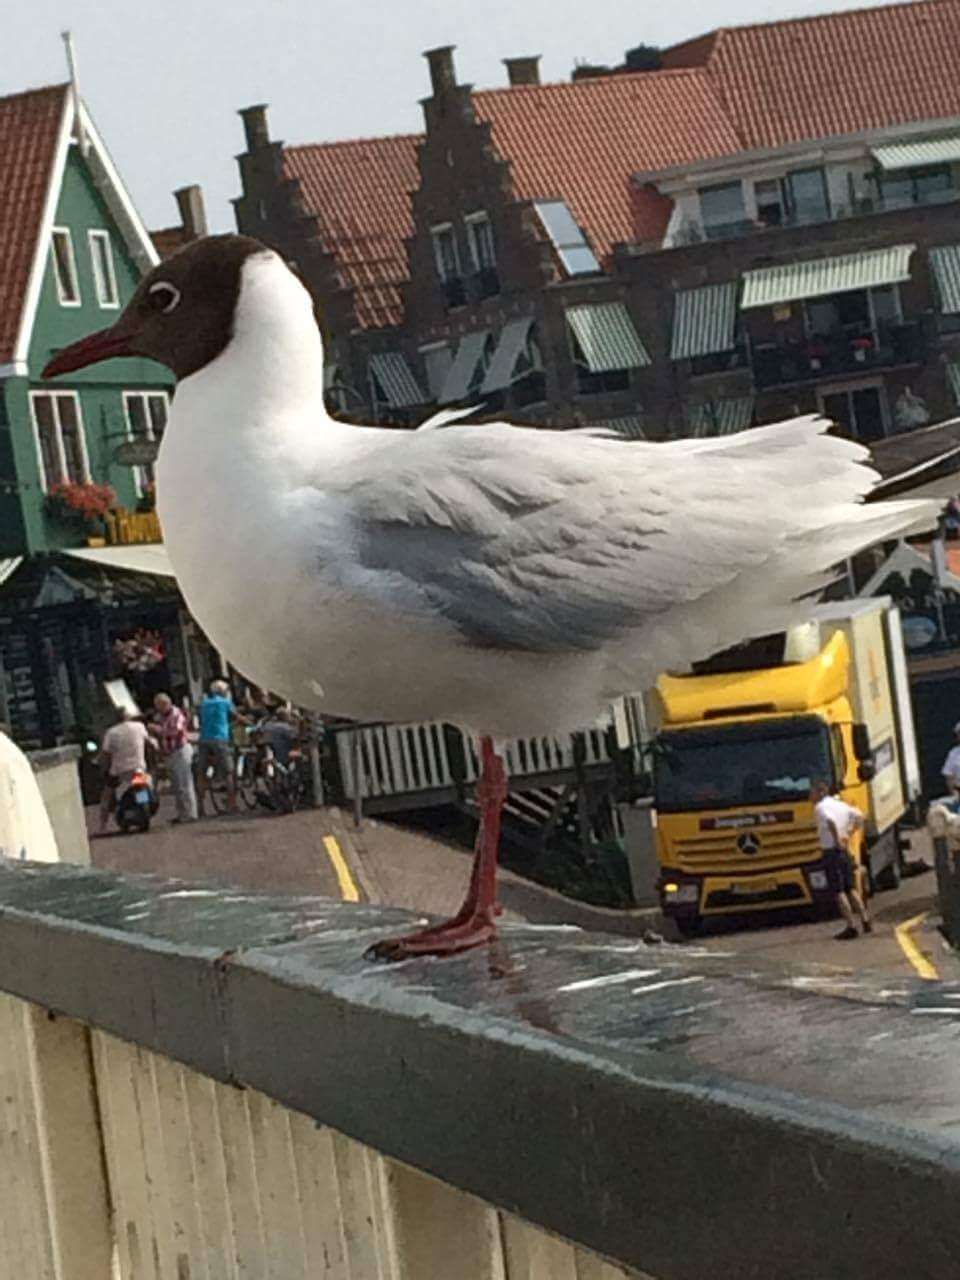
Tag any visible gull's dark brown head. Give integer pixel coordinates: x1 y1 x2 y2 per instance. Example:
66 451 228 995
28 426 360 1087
43 234 271 381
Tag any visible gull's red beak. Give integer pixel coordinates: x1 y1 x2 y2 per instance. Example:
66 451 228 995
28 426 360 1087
42 325 138 378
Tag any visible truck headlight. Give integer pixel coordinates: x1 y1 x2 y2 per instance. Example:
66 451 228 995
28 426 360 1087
808 870 828 890
664 882 699 905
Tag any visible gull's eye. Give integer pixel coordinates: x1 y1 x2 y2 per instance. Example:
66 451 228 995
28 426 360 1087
147 281 181 314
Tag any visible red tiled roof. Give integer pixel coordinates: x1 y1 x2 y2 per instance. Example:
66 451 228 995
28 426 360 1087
473 71 741 263
0 84 68 363
662 0 960 151
282 135 422 330
151 226 190 259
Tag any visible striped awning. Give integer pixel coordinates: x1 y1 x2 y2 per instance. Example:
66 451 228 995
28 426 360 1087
670 282 738 360
596 416 646 439
930 246 960 314
368 353 425 408
948 363 960 408
566 302 651 372
481 317 534 393
872 134 960 171
439 331 489 403
0 557 23 587
741 245 915 309
687 397 755 437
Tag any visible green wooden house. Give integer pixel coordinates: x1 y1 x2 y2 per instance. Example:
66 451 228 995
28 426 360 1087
0 83 218 747
0 82 173 557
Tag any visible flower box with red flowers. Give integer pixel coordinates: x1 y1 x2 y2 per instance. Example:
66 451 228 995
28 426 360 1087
45 482 117 526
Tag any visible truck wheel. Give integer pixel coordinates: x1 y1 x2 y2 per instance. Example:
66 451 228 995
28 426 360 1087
674 915 703 938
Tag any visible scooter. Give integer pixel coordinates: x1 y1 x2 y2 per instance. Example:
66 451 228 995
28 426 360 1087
115 770 159 833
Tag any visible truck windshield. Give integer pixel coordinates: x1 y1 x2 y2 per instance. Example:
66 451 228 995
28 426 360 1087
654 716 834 813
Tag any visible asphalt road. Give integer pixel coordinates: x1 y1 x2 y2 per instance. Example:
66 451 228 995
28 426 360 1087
89 796 959 983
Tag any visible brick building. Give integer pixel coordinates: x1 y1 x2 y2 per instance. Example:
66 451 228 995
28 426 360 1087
233 0 960 443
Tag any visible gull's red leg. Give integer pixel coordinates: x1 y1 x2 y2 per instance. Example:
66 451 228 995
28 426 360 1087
365 737 508 961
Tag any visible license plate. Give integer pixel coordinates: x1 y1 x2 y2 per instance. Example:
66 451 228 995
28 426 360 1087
134 789 150 804
731 878 779 896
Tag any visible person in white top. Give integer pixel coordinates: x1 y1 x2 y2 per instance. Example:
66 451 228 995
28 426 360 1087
97 707 152 836
810 778 872 941
941 723 960 797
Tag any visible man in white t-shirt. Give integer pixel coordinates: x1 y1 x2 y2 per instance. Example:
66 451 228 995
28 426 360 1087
810 778 872 941
941 724 960 797
97 708 152 836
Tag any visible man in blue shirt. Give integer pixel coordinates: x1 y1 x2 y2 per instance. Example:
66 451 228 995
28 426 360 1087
197 679 238 812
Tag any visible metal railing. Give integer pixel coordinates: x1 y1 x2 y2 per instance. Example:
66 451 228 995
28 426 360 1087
334 701 642 803
752 319 927 389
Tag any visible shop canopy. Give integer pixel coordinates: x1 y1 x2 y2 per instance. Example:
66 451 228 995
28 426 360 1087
481 317 535 393
740 245 915 310
0 557 23 587
64 544 176 578
670 282 739 360
930 245 960 315
368 353 425 408
871 134 960 171
565 302 651 372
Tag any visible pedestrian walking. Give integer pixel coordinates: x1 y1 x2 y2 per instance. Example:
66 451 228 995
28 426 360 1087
197 679 240 812
96 707 152 836
941 723 960 800
152 693 198 824
810 779 872 940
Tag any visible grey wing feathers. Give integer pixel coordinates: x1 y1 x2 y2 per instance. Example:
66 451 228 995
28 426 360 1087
326 420 834 653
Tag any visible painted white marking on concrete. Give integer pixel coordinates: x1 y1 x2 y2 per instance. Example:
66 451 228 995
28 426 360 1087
557 969 659 994
631 976 705 997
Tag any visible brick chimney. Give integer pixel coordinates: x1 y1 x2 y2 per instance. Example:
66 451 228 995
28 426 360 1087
173 185 208 240
423 46 457 97
239 104 270 151
504 56 541 86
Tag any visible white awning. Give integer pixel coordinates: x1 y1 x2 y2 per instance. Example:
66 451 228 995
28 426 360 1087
930 246 960 315
439 331 489 403
688 397 755 437
0 557 23 587
481 317 534 393
872 134 960 171
948 363 960 408
63 544 176 578
566 303 651 372
369 353 425 408
741 245 915 309
670 282 738 360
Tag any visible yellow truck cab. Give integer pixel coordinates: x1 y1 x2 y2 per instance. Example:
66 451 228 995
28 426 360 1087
651 598 920 933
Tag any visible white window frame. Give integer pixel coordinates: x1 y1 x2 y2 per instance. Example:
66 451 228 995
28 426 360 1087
430 223 461 281
465 211 496 271
88 229 119 308
122 390 171 492
50 227 81 307
28 390 91 491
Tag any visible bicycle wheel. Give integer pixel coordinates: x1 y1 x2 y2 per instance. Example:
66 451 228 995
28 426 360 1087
236 752 259 810
207 767 231 815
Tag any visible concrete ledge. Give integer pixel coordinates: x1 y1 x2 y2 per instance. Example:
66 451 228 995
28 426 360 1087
1 858 960 1280
27 745 82 772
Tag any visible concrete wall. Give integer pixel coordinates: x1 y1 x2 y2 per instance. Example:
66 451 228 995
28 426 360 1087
29 745 90 866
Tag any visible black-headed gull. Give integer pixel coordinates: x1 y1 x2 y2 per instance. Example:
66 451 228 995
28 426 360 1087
44 235 938 960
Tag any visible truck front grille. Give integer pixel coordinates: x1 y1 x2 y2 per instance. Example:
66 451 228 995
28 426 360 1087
672 825 820 873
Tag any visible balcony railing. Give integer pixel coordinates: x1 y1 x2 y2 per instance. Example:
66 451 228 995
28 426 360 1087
752 319 926 390
104 507 162 545
643 184 960 253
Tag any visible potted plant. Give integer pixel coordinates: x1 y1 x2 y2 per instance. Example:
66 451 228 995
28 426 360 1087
851 335 873 364
805 338 829 371
45 482 116 543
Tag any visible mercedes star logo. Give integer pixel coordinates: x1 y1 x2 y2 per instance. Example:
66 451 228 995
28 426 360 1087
737 833 761 855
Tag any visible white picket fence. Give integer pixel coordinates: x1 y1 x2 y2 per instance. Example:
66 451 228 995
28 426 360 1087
335 696 648 803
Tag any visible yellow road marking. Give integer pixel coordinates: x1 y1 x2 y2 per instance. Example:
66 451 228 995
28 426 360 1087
322 835 360 903
895 911 939 981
